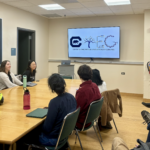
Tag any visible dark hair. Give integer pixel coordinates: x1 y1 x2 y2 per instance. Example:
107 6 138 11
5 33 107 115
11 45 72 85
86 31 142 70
48 74 66 95
77 65 92 81
0 60 10 74
91 69 103 86
26 60 36 74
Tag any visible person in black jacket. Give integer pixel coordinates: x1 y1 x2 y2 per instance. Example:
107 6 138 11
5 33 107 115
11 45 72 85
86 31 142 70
22 60 36 82
39 74 77 146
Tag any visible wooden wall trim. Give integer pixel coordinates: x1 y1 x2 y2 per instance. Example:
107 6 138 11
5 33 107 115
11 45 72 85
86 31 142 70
121 92 143 97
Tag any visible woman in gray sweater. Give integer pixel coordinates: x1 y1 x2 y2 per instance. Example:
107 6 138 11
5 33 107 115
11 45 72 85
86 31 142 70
0 60 22 90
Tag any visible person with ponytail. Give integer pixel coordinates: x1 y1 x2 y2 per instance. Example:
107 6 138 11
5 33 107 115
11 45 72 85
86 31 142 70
0 60 22 90
39 73 76 146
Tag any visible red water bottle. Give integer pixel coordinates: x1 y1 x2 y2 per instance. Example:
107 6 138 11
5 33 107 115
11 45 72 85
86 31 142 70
23 90 30 110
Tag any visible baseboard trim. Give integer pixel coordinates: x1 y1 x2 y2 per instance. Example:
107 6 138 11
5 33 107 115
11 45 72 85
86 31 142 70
143 98 150 102
121 92 143 97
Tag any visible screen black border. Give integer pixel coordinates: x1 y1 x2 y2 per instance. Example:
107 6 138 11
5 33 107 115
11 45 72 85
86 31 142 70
67 26 120 59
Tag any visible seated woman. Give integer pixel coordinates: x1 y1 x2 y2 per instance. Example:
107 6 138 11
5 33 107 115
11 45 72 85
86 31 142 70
76 65 101 129
92 69 107 93
92 69 111 129
0 60 23 90
22 60 36 82
39 74 77 146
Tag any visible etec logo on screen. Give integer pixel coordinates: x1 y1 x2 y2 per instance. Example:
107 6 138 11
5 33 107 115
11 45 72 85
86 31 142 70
70 36 118 48
70 37 82 47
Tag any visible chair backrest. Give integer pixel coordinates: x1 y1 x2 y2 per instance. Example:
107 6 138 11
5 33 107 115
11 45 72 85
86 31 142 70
55 108 80 149
60 74 73 79
82 97 104 131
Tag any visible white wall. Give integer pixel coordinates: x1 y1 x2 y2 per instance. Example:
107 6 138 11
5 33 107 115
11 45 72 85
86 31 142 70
0 2 49 80
48 15 144 94
144 10 150 99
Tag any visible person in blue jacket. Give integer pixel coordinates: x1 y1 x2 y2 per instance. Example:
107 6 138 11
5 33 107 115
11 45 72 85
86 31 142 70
39 73 77 147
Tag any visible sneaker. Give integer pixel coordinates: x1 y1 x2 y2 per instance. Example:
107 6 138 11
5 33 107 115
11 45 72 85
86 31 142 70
142 102 150 108
141 110 150 125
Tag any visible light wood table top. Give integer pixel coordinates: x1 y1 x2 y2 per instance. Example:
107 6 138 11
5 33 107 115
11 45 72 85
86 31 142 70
0 78 81 144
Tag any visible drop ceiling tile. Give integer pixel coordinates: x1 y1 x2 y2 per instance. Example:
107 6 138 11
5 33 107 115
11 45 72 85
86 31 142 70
75 11 94 15
69 7 90 13
52 0 78 4
78 0 102 2
42 14 62 18
132 3 150 9
79 15 97 18
37 11 55 14
97 13 114 16
21 6 46 11
115 12 134 15
112 9 134 13
27 9 49 15
94 10 114 15
69 8 94 15
53 9 74 14
0 0 22 2
81 1 107 7
92 9 113 14
63 13 78 17
131 0 150 4
133 8 144 14
0 0 147 18
109 5 132 10
96 13 114 16
56 11 78 17
49 9 77 17
4 1 34 7
20 6 52 15
88 6 110 12
112 9 134 15
27 0 55 5
60 3 84 9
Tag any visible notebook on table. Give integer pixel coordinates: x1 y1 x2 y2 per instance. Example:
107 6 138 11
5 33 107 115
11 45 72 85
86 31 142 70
27 82 37 87
26 108 48 118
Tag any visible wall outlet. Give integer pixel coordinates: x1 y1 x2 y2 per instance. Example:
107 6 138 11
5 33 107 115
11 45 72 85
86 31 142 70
121 72 125 75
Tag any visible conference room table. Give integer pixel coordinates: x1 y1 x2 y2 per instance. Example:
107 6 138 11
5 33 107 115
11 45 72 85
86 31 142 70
0 78 81 150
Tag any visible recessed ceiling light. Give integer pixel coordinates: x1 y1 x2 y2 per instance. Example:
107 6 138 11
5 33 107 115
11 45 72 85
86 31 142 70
104 0 131 6
39 4 65 10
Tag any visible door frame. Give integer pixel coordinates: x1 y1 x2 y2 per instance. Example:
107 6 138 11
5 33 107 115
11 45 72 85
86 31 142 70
0 19 2 64
17 27 36 74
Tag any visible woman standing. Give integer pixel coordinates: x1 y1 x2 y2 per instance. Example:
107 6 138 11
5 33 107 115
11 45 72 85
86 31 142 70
0 60 23 90
22 60 36 82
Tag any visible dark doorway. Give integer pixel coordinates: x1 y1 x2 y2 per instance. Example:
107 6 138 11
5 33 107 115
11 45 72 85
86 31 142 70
0 19 2 64
17 28 35 74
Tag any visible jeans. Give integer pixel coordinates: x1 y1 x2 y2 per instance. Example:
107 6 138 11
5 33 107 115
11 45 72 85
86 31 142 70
147 123 150 142
39 133 57 146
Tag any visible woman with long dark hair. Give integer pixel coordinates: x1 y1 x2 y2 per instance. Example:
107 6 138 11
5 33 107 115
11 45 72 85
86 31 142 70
0 60 22 90
92 69 107 93
92 69 110 129
22 60 36 82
